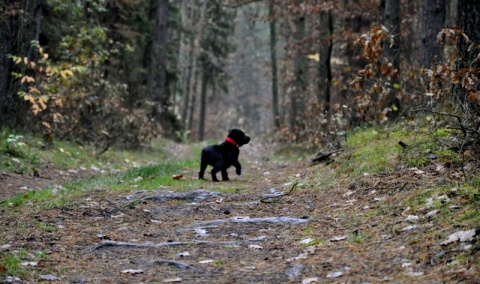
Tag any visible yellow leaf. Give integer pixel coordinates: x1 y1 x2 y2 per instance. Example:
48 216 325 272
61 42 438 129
28 87 41 94
307 54 320 62
60 71 67 79
15 57 22 65
54 99 63 107
24 95 35 104
42 121 51 129
21 76 35 84
64 70 74 77
23 57 28 65
32 104 41 115
29 61 36 69
39 100 47 110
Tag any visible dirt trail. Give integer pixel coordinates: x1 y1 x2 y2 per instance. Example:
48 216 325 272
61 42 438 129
1 143 479 283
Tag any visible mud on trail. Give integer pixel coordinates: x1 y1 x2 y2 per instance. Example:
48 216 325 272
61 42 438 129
1 144 479 283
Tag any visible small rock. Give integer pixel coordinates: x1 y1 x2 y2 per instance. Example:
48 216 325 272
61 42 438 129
326 271 343 278
302 277 319 284
40 274 59 281
330 235 348 242
441 228 480 246
121 269 143 275
286 264 305 281
163 277 182 283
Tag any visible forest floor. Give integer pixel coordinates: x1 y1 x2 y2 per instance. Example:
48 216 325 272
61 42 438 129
1 142 479 283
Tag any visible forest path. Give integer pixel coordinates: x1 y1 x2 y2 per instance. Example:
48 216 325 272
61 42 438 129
1 143 477 283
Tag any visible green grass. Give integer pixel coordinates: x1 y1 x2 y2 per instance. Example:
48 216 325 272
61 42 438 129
0 130 175 175
0 251 28 277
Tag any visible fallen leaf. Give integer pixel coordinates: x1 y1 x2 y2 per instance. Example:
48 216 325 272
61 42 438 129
248 244 263 250
326 271 343 278
404 215 419 223
302 277 319 284
178 251 190 257
172 174 183 180
20 262 37 267
401 225 417 231
163 277 182 283
330 235 348 242
299 238 315 244
425 210 439 218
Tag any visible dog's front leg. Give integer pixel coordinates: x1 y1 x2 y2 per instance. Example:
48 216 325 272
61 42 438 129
233 161 242 175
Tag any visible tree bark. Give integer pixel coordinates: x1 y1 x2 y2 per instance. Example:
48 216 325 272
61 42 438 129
196 0 209 141
0 1 12 129
318 9 333 113
457 0 480 66
149 0 169 124
291 12 306 136
269 0 280 129
420 0 446 68
198 68 208 141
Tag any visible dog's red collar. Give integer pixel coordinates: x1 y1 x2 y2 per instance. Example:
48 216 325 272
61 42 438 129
225 137 237 147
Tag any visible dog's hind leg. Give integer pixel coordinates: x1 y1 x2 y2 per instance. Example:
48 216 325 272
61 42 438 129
210 160 223 182
221 168 229 181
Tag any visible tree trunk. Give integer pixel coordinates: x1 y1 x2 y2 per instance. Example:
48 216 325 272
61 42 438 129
0 1 12 129
383 0 401 120
457 0 480 65
0 0 42 129
269 0 280 129
291 13 306 137
196 0 209 141
178 0 188 125
330 0 348 115
198 68 208 141
149 0 169 124
318 9 333 113
420 0 446 67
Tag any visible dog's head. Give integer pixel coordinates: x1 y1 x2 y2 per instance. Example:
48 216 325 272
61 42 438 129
227 129 250 147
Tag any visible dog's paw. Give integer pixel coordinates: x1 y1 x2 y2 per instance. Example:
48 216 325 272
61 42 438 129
236 169 241 175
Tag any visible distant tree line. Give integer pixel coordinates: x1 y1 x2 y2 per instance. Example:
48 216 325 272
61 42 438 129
0 0 479 150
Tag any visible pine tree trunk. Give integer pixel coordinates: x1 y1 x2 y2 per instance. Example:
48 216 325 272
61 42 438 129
0 1 12 129
198 69 208 141
269 0 280 129
196 0 209 141
291 13 306 137
149 0 169 124
318 9 333 113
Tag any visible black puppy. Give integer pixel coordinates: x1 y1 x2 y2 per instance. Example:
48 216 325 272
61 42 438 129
199 129 250 182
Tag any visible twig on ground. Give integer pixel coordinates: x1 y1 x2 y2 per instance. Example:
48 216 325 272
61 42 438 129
150 260 197 270
260 182 299 203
